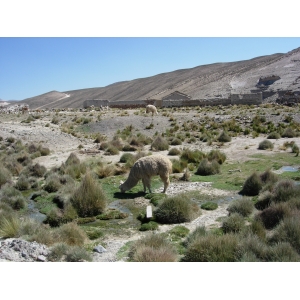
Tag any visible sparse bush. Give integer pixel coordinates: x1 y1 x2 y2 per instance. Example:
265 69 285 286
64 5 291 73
180 148 205 164
170 138 182 145
240 172 262 196
40 147 50 156
268 242 300 262
172 159 187 173
64 246 92 262
154 194 200 224
128 234 178 262
195 158 220 176
182 233 238 262
255 191 272 210
65 152 80 166
227 198 254 217
120 153 134 163
258 139 274 150
184 226 207 247
27 163 47 177
222 213 245 233
70 172 107 217
292 143 299 156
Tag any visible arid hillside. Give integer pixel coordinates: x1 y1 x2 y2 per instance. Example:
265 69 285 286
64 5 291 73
15 47 300 109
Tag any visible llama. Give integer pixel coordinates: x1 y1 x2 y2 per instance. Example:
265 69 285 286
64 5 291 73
146 104 158 116
119 154 172 193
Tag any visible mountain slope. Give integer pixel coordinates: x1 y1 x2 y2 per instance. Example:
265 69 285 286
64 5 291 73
17 47 300 109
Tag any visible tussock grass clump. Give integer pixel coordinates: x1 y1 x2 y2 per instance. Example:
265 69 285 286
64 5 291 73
128 234 178 262
70 172 107 217
0 184 26 210
267 132 281 139
217 131 231 142
64 246 92 262
139 221 159 231
281 127 297 138
207 150 226 164
15 174 30 191
240 172 262 196
65 152 80 166
201 202 218 210
0 165 12 187
271 180 300 203
154 194 200 224
94 163 116 179
0 212 21 238
170 138 182 145
44 173 62 193
222 213 245 233
55 222 88 246
119 153 134 164
172 159 187 173
195 158 220 176
268 242 300 262
258 139 274 150
227 198 254 217
257 202 292 229
180 148 205 164
168 147 181 156
151 135 169 151
292 143 299 156
182 233 238 262
26 163 47 177
270 216 300 254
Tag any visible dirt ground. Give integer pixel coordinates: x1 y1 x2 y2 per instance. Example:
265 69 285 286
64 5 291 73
1 107 300 261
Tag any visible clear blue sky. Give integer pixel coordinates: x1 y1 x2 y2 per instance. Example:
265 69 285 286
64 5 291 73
1 37 299 101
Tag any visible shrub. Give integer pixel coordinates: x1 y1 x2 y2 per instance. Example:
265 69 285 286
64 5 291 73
201 202 218 210
260 169 279 186
292 143 299 156
240 172 262 196
0 212 21 238
168 225 190 240
154 195 200 224
217 131 231 142
139 221 159 231
255 191 272 210
94 133 106 143
97 209 128 220
207 150 226 164
195 158 220 176
182 233 238 262
271 180 300 203
27 163 47 177
151 135 169 151
237 234 269 262
0 185 26 210
48 243 69 261
168 147 181 156
15 174 30 191
281 127 297 138
64 246 92 262
180 148 205 164
172 159 187 173
0 165 11 187
128 234 178 262
40 147 50 156
227 198 254 217
268 242 300 262
222 213 245 233
249 219 266 240
270 216 300 254
119 153 135 163
258 202 292 230
70 172 107 217
65 152 80 166
170 138 182 145
267 132 281 139
44 173 62 193
95 163 116 178
105 145 120 155
55 222 88 246
258 139 274 150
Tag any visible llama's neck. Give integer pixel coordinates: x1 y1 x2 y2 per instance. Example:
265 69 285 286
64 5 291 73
122 177 139 191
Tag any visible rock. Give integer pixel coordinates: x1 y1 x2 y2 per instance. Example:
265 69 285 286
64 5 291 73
37 255 47 262
93 245 107 253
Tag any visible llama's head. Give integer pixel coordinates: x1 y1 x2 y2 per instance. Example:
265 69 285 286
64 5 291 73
119 180 126 193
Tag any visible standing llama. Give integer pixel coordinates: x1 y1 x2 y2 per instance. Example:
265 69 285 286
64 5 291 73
146 104 158 117
119 154 172 194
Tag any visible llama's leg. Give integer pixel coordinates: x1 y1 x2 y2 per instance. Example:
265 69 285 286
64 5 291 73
142 178 147 193
160 174 170 193
143 177 152 193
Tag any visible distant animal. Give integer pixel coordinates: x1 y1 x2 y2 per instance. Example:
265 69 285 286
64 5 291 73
146 104 158 116
119 154 172 194
21 106 29 114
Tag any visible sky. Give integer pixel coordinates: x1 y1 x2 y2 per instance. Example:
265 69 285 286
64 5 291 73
0 1 299 101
